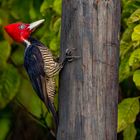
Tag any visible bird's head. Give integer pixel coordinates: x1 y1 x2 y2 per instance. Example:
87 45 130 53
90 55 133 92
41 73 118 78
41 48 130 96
4 19 45 43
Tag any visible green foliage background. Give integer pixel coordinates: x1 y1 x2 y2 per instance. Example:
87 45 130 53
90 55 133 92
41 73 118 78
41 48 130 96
118 0 140 139
0 0 139 140
0 0 61 139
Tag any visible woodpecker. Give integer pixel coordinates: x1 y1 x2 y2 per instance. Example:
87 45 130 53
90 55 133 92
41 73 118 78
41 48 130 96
4 19 72 131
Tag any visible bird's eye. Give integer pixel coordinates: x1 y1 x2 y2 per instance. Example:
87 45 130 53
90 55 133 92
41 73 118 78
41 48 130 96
19 24 25 30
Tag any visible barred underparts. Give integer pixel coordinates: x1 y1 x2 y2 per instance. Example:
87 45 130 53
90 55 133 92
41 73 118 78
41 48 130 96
39 46 62 104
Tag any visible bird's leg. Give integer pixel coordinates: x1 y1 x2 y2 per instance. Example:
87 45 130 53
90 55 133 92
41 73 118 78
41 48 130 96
54 56 60 63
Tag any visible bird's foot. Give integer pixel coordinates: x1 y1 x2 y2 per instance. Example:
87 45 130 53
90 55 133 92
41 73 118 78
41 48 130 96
65 48 80 62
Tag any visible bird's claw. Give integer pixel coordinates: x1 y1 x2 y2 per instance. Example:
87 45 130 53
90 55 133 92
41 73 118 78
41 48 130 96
65 48 80 62
65 48 76 56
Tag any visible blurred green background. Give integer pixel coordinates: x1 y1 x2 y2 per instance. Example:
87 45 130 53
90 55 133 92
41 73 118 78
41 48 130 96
0 0 61 139
0 0 140 140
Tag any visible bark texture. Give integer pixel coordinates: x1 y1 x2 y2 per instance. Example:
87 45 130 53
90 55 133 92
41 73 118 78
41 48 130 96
58 0 120 140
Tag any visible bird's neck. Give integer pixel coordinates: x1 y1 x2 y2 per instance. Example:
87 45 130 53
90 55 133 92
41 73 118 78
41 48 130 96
23 39 31 47
23 37 44 48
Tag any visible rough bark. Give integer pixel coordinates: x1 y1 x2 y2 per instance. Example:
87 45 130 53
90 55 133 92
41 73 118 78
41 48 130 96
58 0 120 140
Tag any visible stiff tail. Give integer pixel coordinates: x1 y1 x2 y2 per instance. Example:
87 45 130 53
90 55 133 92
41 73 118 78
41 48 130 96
50 103 59 131
45 100 59 132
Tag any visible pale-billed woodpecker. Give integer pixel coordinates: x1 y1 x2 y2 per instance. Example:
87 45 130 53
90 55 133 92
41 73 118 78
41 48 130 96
4 19 74 131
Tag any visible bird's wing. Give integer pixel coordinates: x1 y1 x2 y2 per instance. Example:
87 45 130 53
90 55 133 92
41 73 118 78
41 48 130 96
24 45 45 100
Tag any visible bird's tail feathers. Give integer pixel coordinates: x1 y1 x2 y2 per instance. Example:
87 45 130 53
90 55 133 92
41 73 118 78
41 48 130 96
45 100 58 131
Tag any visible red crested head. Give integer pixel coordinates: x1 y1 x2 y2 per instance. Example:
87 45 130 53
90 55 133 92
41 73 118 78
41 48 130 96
4 19 45 43
4 22 30 43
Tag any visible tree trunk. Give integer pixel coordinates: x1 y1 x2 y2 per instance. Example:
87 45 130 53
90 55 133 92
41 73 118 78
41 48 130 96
57 0 120 140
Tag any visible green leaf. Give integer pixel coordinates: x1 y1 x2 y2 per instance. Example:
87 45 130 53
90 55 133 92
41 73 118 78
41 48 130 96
11 46 24 66
31 0 42 18
129 48 140 70
45 113 53 128
0 41 11 69
121 25 135 42
40 0 54 16
29 5 37 19
53 0 62 15
0 64 20 109
9 0 32 21
122 1 140 26
119 56 132 82
120 41 133 60
132 24 140 41
117 97 139 132
122 1 140 19
133 70 140 89
0 9 8 25
17 79 46 118
127 9 140 24
122 0 129 7
50 18 61 33
123 123 137 140
49 37 60 52
0 117 11 140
